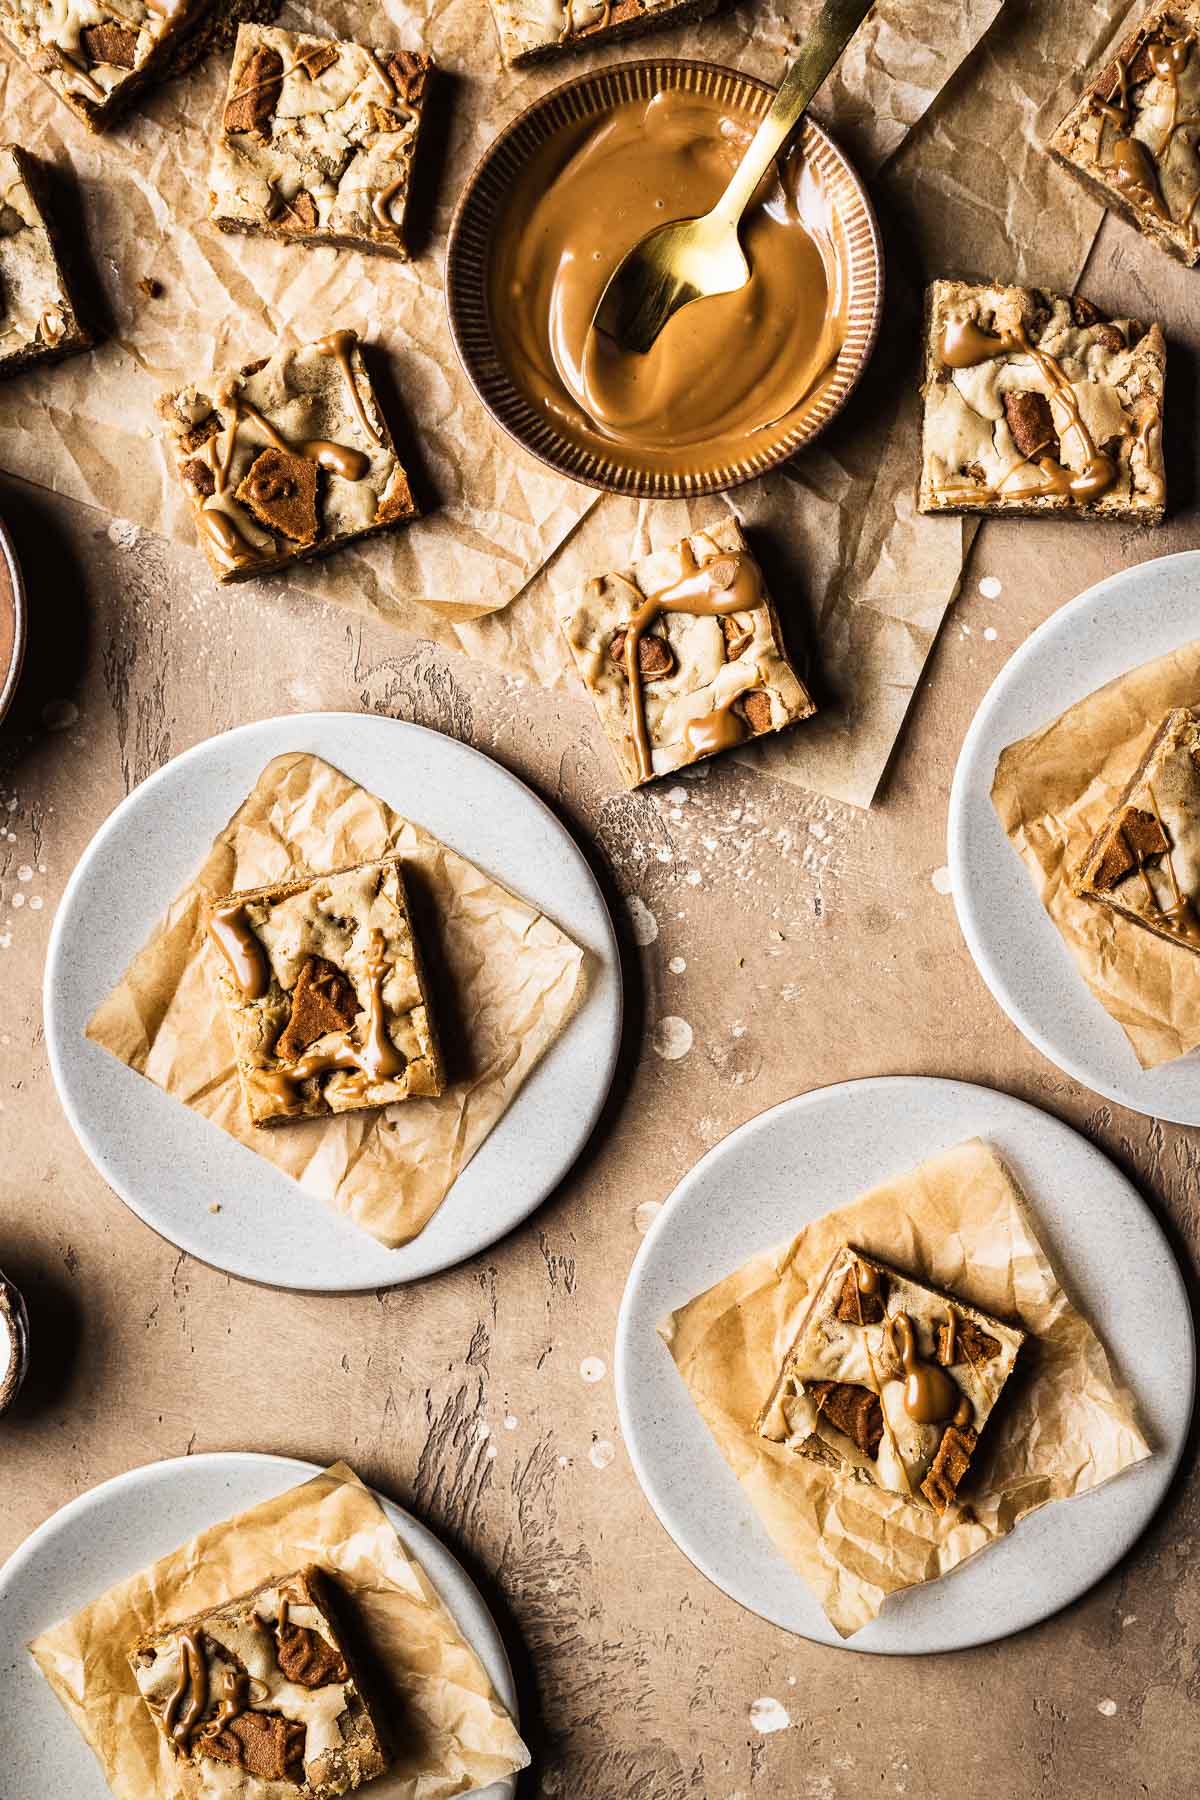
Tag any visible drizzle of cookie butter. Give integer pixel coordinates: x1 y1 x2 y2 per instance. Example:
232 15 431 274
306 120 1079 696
262 927 406 1108
1133 782 1200 943
209 901 271 998
884 1311 972 1430
934 316 1117 507
370 175 407 232
1110 135 1170 219
1091 25 1199 232
238 398 370 482
164 1629 209 1750
314 329 384 446
856 1260 881 1298
622 543 764 783
682 694 755 760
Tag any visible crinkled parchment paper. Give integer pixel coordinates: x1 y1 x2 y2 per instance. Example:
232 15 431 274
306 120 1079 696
85 750 587 1248
992 640 1200 1070
29 1461 529 1799
660 1138 1148 1638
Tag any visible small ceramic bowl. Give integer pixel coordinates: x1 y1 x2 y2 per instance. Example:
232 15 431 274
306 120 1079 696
0 515 27 726
445 58 884 498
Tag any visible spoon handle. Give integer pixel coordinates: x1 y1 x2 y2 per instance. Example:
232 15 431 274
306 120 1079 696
714 0 876 224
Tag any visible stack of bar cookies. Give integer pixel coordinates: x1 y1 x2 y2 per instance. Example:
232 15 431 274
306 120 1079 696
159 331 418 583
208 854 444 1129
486 0 718 66
558 519 815 788
918 279 1167 522
1073 706 1200 951
1049 0 1200 268
209 24 434 260
0 145 92 380
130 1564 389 1794
757 1245 1025 1513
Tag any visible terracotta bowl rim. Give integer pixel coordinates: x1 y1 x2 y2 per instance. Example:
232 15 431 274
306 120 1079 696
444 55 886 499
0 514 27 727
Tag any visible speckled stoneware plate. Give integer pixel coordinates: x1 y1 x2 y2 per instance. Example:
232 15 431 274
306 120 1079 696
0 514 27 725
445 58 884 496
0 1452 519 1800
43 713 622 1291
615 1076 1193 1654
949 550 1200 1124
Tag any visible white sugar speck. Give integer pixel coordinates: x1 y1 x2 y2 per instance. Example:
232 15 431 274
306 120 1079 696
668 955 686 974
652 1016 693 1060
1122 1614 1137 1628
983 626 998 641
1097 1698 1118 1717
979 576 1002 599
809 821 828 840
685 869 702 886
557 1455 569 1468
485 1444 497 1461
16 865 32 882
625 896 659 946
667 786 688 805
504 1414 518 1431
589 1439 615 1470
11 894 23 909
580 1356 606 1384
29 897 43 911
108 517 140 548
749 1698 791 1735
476 1420 491 1441
634 1200 662 1235
931 866 953 895
655 846 672 863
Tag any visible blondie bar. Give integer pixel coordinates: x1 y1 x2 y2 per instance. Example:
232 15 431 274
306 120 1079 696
1048 0 1200 268
0 146 91 379
558 519 814 789
1073 705 1200 953
487 0 717 67
159 330 417 583
919 279 1166 521
209 854 444 1128
757 1244 1025 1513
129 1565 389 1796
209 24 433 260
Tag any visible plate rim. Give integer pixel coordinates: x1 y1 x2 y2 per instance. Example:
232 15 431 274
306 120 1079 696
0 1449 519 1799
613 1073 1195 1655
947 547 1200 1122
444 55 885 498
42 711 623 1292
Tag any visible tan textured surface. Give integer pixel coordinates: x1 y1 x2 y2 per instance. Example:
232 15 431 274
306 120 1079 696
2 201 1200 1795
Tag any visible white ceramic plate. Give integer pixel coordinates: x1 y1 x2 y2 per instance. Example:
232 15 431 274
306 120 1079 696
614 1076 1194 1654
0 1452 519 1800
948 549 1200 1123
44 714 622 1291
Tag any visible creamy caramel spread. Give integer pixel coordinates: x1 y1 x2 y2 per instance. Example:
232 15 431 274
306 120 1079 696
158 331 417 585
0 0 204 125
920 280 1166 519
210 855 443 1129
489 90 849 476
209 24 432 260
1075 707 1200 953
1050 0 1200 267
487 0 715 66
129 1566 388 1797
758 1245 1024 1512
559 518 815 787
0 146 86 371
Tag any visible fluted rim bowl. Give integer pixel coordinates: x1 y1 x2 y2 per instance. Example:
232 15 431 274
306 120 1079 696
445 57 885 498
0 515 26 727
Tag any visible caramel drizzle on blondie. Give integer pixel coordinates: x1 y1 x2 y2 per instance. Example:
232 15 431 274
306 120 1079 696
1119 783 1200 943
884 1312 973 1431
1093 24 1199 233
314 330 385 446
620 543 765 783
263 928 406 1107
934 316 1118 507
209 900 271 998
164 1629 209 1749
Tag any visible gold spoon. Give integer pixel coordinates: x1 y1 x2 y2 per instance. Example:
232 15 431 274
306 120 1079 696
592 0 876 355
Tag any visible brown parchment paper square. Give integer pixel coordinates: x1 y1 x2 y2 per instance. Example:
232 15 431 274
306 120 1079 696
85 751 587 1248
29 1460 529 1799
992 640 1200 1070
660 1138 1149 1638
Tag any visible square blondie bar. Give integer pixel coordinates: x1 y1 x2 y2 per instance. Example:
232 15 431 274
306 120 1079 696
129 1564 389 1796
1073 705 1200 953
209 24 433 260
0 0 218 129
487 0 717 67
159 330 417 583
757 1245 1025 1513
1048 0 1200 268
208 854 444 1128
558 518 814 789
919 279 1166 521
0 145 92 379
